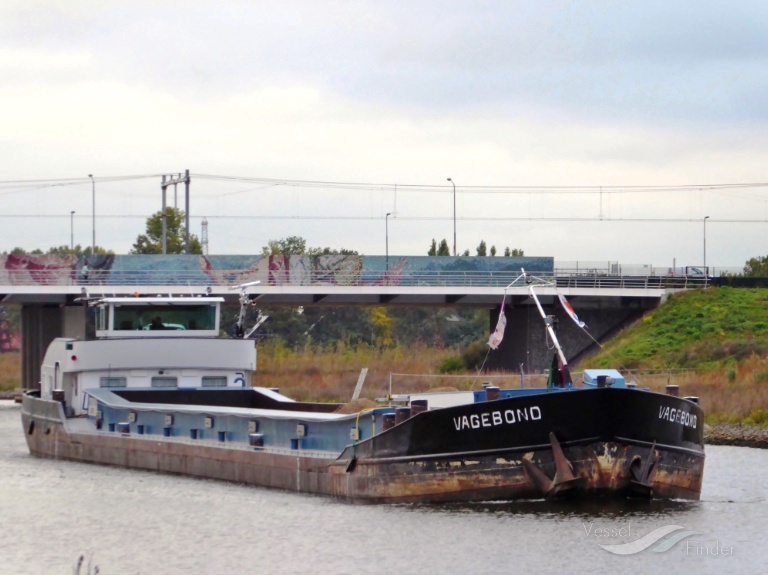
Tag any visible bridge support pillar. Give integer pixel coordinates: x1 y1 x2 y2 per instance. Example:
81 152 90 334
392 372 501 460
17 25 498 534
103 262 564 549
20 304 86 390
485 296 656 374
21 305 63 390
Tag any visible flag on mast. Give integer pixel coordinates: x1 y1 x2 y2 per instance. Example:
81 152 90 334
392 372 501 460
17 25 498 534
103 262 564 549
488 301 507 349
558 293 586 328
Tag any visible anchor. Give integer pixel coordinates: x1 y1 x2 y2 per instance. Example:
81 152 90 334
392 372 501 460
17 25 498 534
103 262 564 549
522 432 584 498
627 441 658 498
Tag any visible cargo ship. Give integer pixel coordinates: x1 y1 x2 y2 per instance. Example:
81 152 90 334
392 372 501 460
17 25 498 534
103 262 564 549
21 278 704 503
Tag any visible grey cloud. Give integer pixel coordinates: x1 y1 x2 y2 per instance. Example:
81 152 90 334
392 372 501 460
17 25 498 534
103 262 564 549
3 1 768 124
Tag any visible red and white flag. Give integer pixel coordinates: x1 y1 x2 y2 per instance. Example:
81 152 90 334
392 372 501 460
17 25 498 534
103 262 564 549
558 293 586 328
488 302 507 349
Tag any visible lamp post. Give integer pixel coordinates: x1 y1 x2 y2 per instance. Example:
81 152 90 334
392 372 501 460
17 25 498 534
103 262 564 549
385 212 392 275
70 211 75 252
88 174 95 256
703 215 710 272
447 178 456 256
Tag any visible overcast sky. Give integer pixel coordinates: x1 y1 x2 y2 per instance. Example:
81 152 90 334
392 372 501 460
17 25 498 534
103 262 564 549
2 0 768 271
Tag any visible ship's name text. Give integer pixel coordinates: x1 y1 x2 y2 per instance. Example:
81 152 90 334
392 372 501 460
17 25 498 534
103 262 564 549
658 405 697 428
453 406 542 431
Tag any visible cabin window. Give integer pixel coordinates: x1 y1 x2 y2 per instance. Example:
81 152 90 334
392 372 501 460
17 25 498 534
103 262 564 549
113 304 217 331
151 376 178 388
202 376 228 387
100 376 127 388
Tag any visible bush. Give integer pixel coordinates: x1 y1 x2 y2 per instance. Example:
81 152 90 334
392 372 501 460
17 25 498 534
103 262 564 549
755 370 768 383
437 356 464 374
459 340 490 371
744 408 768 427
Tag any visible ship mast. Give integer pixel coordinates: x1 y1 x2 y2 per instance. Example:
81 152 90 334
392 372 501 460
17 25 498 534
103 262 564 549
230 280 268 338
512 269 571 386
528 282 568 369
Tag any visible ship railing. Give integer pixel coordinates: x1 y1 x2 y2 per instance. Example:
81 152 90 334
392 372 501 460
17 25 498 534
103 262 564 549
386 368 709 395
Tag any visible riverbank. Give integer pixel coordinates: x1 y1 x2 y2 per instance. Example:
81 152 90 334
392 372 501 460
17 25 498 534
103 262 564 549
704 423 768 449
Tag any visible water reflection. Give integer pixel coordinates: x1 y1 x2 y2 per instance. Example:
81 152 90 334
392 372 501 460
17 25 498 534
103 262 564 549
420 497 699 518
2 402 766 575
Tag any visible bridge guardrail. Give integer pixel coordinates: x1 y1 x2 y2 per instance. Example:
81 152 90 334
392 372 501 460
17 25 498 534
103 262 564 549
0 268 704 289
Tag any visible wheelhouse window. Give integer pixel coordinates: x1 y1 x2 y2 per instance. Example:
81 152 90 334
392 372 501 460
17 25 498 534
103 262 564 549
151 377 178 388
113 304 217 331
202 376 228 387
100 376 127 388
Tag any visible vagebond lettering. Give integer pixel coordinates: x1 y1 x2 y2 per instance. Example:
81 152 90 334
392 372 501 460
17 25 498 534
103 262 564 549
453 406 542 431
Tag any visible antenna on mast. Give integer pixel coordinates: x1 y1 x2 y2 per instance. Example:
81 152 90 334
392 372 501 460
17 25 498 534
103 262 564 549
229 281 268 338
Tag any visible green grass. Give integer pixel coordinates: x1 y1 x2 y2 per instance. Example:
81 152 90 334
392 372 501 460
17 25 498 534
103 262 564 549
581 287 768 425
0 352 20 391
585 287 768 370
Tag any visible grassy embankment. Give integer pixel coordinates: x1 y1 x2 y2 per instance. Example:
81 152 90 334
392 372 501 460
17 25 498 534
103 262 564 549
2 286 767 426
584 286 768 426
0 353 20 395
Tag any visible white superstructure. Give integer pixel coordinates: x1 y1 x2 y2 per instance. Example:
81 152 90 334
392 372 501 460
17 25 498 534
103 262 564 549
39 296 257 416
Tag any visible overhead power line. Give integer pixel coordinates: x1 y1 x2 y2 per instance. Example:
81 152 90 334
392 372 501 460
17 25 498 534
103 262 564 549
1 173 767 196
193 174 768 195
1 213 767 224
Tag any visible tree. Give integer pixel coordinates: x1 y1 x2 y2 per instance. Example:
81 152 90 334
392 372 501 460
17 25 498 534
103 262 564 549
476 240 487 256
5 245 112 256
262 236 308 256
46 245 79 256
743 255 768 277
369 307 394 348
490 245 497 256
261 236 358 256
131 207 202 254
46 245 113 256
427 239 451 256
308 246 359 256
504 247 525 256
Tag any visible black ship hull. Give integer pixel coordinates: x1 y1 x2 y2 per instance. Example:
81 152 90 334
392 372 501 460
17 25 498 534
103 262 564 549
332 387 703 502
22 386 703 503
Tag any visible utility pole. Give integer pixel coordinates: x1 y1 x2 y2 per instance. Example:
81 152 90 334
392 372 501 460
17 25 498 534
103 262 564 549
201 217 209 255
160 170 192 254
447 178 456 256
385 212 391 273
88 174 95 255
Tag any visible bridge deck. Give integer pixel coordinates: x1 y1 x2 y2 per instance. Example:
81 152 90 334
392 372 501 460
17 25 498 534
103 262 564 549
0 253 701 305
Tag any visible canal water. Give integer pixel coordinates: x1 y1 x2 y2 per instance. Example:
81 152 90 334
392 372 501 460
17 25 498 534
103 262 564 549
1 401 766 575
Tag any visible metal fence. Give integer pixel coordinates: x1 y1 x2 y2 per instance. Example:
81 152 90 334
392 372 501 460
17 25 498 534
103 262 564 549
0 256 743 289
0 268 716 289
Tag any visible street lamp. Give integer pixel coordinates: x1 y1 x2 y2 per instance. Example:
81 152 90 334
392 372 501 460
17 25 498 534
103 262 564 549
88 174 95 256
70 211 75 252
703 215 710 271
385 212 392 274
447 178 456 256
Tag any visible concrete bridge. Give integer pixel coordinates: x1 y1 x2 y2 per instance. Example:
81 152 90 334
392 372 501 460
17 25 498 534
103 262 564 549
1 254 702 388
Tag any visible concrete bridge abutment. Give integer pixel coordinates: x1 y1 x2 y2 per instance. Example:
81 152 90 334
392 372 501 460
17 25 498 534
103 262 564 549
485 295 660 374
21 304 86 390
